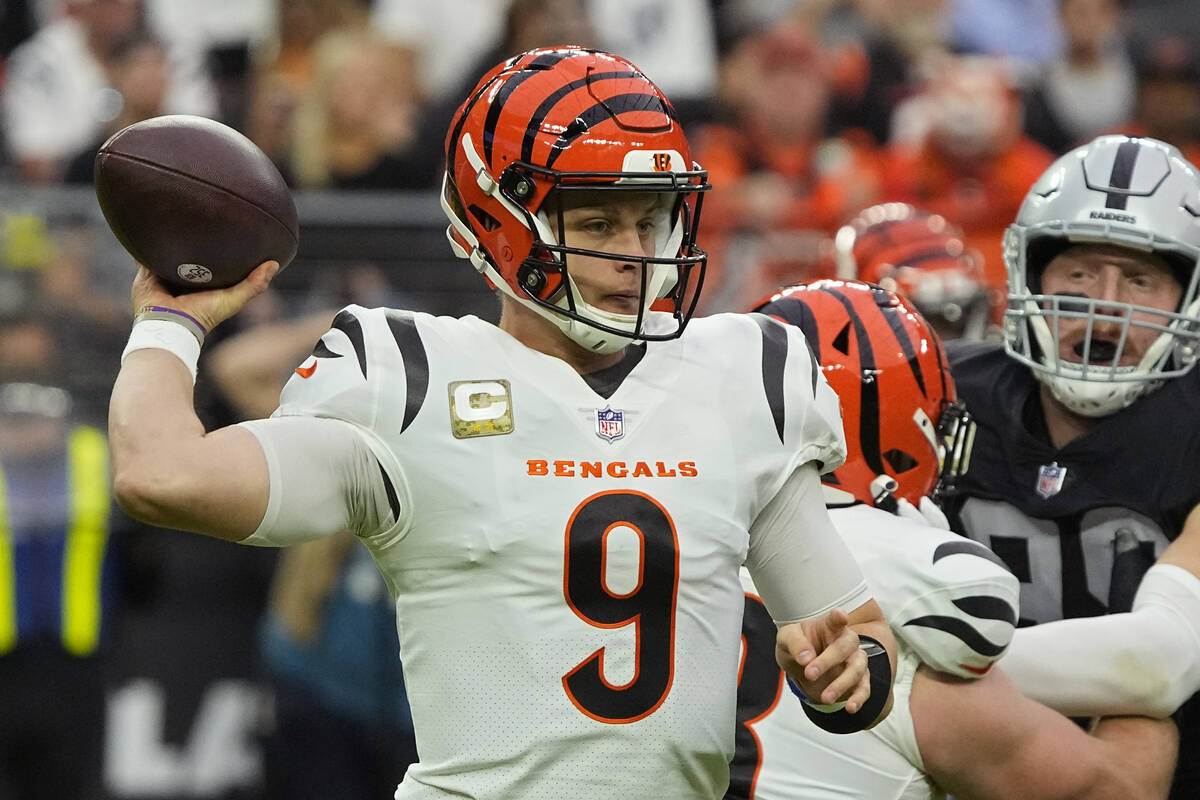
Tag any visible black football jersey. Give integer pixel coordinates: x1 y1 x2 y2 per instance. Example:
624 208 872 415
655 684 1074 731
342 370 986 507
945 340 1200 798
945 340 1200 624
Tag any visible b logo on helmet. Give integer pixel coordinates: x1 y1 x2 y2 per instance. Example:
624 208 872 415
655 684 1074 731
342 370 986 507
621 150 684 174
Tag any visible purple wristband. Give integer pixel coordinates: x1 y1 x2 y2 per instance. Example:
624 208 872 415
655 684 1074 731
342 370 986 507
137 305 208 335
134 305 208 345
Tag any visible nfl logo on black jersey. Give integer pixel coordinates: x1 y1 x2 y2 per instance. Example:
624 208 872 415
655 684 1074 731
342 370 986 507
1035 462 1067 498
595 407 624 442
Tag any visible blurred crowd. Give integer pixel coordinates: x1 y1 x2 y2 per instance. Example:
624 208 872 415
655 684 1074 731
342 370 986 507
1 0 1199 330
2 0 1200 317
2 1 1200 797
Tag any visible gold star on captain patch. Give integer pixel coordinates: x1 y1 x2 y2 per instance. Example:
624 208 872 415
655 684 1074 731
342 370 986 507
448 379 515 438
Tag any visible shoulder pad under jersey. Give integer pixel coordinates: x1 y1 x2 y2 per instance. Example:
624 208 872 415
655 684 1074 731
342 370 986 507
711 312 846 472
274 305 431 435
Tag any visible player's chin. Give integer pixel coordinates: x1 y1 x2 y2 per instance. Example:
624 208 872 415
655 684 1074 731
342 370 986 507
598 294 642 315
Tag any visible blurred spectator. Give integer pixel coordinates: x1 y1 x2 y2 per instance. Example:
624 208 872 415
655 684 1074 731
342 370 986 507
140 0 274 125
62 31 170 184
0 307 152 800
1 0 216 184
1111 34 1200 166
0 212 129 422
0 212 54 316
418 0 598 187
831 202 998 341
288 28 429 190
949 0 1062 70
371 0 506 102
455 0 596 97
237 0 368 180
206 309 417 800
242 69 301 184
882 54 1055 300
587 0 720 128
259 535 416 800
1123 0 1200 63
0 0 37 60
1023 0 1136 154
250 0 366 102
829 0 955 145
691 17 883 312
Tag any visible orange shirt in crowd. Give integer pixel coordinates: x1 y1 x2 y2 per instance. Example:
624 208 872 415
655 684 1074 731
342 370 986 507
880 137 1055 299
691 125 883 313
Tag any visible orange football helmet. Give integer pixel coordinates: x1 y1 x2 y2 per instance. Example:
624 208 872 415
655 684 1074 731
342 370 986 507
441 46 709 353
833 203 993 341
753 279 974 506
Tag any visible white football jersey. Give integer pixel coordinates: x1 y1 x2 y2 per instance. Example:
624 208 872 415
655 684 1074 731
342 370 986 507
733 504 1019 800
245 307 849 800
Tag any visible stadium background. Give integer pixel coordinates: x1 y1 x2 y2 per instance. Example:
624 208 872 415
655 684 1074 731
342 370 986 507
2 0 1200 797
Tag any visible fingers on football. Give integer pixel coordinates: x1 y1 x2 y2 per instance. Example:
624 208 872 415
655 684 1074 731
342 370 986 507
203 260 280 328
234 260 280 299
131 263 175 308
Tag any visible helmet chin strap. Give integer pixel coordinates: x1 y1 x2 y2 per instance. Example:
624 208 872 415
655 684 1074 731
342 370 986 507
1036 370 1157 417
1025 290 1183 417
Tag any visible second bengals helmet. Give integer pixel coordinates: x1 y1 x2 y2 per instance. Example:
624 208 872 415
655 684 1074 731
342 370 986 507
834 203 993 341
441 47 710 354
754 279 974 506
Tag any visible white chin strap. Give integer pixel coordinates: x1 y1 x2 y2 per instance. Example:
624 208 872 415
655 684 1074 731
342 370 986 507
527 207 683 355
1037 372 1155 417
440 133 688 353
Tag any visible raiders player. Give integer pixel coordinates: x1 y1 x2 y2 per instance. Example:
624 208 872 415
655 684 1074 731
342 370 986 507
107 48 895 799
942 134 1200 798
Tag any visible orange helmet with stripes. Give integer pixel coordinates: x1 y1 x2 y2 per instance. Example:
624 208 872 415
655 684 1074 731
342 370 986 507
753 279 974 506
441 47 709 353
833 203 993 341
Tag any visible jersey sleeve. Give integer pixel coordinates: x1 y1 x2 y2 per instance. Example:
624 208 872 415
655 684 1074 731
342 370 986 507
237 415 397 546
746 463 871 625
838 511 1020 679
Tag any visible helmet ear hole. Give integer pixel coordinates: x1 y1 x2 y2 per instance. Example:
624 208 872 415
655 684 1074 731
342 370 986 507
882 449 919 473
469 205 502 232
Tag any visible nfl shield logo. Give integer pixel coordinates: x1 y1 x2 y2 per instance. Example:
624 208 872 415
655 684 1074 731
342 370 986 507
1035 462 1067 498
595 407 625 442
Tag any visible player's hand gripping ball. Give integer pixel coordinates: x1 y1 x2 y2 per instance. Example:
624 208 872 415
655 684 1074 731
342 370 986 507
94 114 298 293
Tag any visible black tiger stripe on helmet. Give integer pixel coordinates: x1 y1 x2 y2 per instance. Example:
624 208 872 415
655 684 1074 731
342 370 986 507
752 279 971 506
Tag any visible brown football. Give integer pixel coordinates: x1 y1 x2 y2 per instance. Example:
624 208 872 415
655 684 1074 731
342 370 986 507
94 114 298 293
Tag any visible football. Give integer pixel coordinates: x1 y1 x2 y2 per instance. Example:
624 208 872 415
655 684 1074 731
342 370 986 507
94 114 298 293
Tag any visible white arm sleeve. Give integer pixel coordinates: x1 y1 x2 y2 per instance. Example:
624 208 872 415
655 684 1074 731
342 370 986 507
745 462 872 626
1002 563 1200 718
236 416 396 546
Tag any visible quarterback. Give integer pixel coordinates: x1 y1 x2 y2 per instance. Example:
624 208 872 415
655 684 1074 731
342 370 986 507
107 48 895 799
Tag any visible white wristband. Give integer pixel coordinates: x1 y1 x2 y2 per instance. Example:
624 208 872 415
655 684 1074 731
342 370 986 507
122 319 202 382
